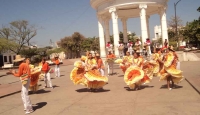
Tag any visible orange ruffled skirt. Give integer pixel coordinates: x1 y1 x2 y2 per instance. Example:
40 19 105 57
70 68 108 89
124 66 145 89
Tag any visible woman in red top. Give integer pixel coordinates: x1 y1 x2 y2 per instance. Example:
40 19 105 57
96 53 105 76
41 58 53 89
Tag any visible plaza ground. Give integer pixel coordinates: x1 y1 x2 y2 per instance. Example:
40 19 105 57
0 57 200 115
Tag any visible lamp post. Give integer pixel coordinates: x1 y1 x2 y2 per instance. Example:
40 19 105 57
174 0 181 50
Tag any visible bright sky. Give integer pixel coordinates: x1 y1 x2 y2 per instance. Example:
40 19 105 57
0 0 199 47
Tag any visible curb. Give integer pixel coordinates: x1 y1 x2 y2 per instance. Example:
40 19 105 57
185 78 200 95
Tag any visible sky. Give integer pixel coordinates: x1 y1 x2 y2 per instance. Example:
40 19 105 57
0 0 199 47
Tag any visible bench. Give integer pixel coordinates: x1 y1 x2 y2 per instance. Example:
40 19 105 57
2 64 14 69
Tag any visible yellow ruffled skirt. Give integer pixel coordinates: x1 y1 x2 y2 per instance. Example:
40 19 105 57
70 68 108 89
124 66 145 89
160 65 184 83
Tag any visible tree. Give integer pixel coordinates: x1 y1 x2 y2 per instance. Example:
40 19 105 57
197 6 200 12
168 16 183 31
183 20 200 42
0 38 18 53
71 32 85 57
0 20 37 54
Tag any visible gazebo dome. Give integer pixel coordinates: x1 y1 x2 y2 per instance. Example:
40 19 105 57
90 0 169 57
91 0 168 18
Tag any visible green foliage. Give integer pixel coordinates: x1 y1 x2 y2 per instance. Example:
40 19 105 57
0 20 36 54
0 38 18 53
183 19 200 42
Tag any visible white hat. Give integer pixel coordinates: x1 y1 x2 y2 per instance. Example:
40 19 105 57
13 55 25 62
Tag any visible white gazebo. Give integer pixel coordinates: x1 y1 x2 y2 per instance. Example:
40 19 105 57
90 0 169 57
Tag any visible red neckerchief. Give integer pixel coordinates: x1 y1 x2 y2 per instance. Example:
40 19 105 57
106 43 110 47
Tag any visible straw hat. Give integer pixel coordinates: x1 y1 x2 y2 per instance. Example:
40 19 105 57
13 55 25 62
135 50 140 53
96 54 100 57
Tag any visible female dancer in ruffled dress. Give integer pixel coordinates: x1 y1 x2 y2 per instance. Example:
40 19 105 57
70 53 108 92
115 51 133 73
124 51 156 90
159 48 184 90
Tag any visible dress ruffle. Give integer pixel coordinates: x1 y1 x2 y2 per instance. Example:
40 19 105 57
159 52 184 83
70 60 108 89
124 66 144 89
70 67 88 86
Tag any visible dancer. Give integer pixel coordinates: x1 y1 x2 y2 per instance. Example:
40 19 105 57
124 51 154 90
70 53 108 92
106 51 116 76
127 40 133 55
29 64 41 93
41 58 53 89
52 56 60 77
118 41 124 58
115 51 133 73
10 56 33 114
159 47 184 90
96 53 105 76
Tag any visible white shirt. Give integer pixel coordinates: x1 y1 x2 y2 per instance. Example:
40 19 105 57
135 41 141 46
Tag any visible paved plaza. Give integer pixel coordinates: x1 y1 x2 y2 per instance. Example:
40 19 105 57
0 58 200 115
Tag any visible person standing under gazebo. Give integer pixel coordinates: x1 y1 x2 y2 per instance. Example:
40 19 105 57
106 41 113 53
106 50 116 76
135 38 142 54
11 55 34 114
145 38 151 56
127 40 133 55
118 41 124 58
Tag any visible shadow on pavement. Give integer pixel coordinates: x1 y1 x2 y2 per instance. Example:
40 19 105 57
30 89 51 95
33 102 47 111
118 75 124 77
124 85 154 91
160 84 183 89
76 88 110 93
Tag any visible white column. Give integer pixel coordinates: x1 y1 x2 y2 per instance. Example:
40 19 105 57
121 18 128 43
160 6 168 46
139 4 148 45
146 15 150 38
109 7 119 56
98 16 106 58
104 19 110 43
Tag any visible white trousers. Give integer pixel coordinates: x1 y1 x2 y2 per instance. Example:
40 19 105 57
147 46 151 55
107 62 114 74
128 48 133 55
21 78 32 111
55 66 60 77
44 72 52 87
99 68 105 76
119 50 124 58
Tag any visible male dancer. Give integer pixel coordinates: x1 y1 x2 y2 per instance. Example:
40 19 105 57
53 56 60 77
41 58 53 89
11 56 33 114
